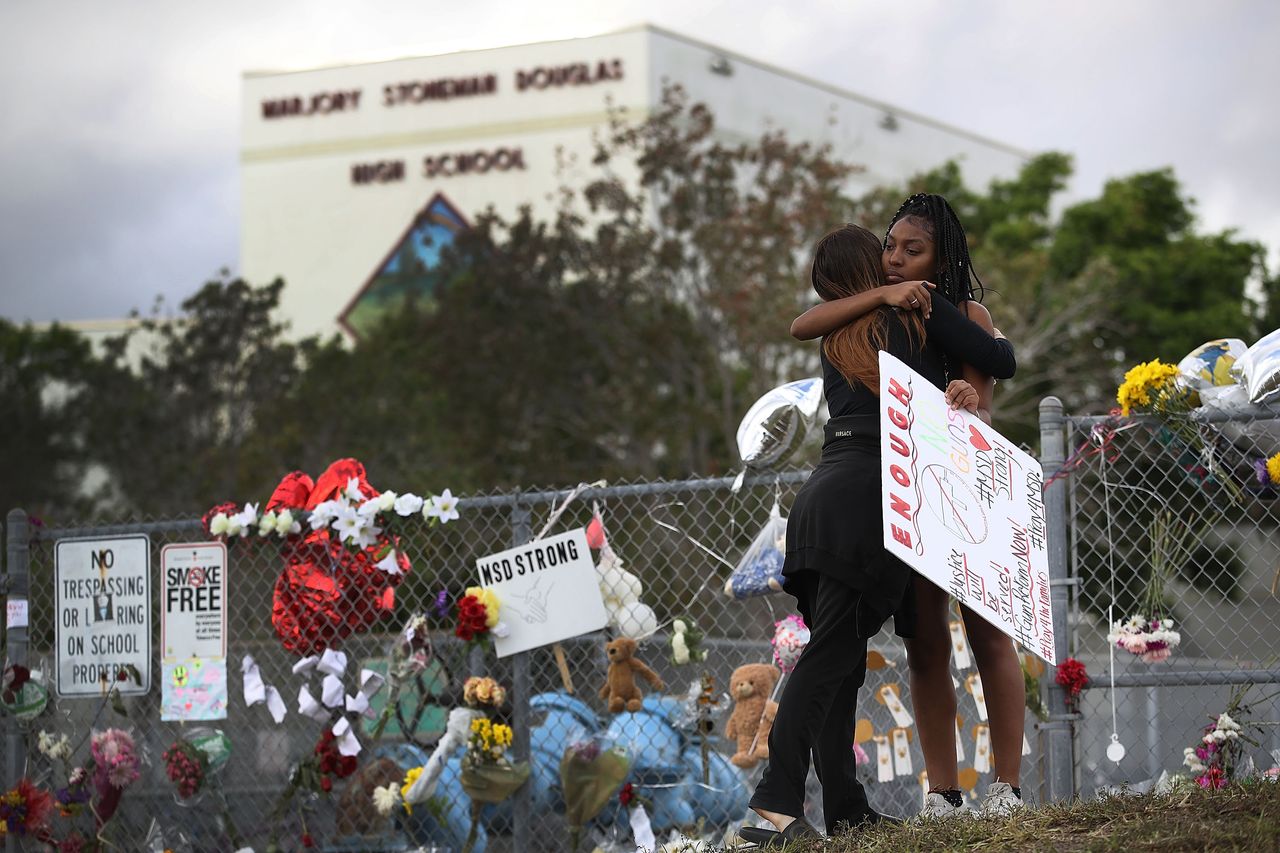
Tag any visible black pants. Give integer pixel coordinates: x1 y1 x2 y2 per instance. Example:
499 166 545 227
748 570 875 834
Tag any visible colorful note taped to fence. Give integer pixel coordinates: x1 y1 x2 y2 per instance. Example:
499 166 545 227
161 656 228 721
878 352 1056 664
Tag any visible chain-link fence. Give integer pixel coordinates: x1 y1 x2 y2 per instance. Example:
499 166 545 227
1044 399 1280 798
3 464 1049 852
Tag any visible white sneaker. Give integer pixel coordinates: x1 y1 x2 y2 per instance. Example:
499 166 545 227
980 781 1024 816
919 791 965 820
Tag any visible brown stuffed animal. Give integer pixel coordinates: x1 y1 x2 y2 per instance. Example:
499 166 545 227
600 637 665 713
724 663 780 768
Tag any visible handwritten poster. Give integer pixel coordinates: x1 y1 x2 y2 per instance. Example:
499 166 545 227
474 528 609 658
54 535 151 696
878 352 1055 663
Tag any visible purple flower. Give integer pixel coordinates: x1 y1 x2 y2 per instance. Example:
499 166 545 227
432 589 450 620
1255 458 1273 486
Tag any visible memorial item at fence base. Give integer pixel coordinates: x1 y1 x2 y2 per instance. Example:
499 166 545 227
617 782 657 851
735 376 824 471
1235 327 1280 405
90 727 142 827
0 777 54 841
162 727 229 805
459 717 529 853
560 735 632 852
336 756 403 837
724 663 780 769
724 502 787 599
1183 690 1252 789
600 637 665 713
403 706 482 805
668 617 707 666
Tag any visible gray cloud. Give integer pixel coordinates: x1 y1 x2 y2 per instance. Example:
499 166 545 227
3 0 1278 323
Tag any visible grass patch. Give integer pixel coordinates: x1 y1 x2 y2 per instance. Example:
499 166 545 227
772 783 1280 852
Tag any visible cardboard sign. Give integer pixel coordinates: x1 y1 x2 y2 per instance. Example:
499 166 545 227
474 528 609 658
161 543 228 660
878 351 1055 663
54 535 151 696
161 657 229 721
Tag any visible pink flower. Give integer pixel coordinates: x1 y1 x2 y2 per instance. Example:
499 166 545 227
1140 647 1171 663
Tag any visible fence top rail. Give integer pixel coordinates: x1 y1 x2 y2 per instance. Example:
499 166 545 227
1066 404 1280 429
19 469 814 542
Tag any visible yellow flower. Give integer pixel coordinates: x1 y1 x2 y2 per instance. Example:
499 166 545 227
1268 453 1280 486
465 586 501 628
1117 359 1181 416
401 766 424 815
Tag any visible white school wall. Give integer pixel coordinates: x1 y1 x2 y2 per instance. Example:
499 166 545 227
239 24 1030 342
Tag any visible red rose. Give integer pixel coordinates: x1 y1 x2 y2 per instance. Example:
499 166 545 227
302 832 315 848
619 783 634 807
1054 657 1089 710
338 755 358 778
320 776 332 792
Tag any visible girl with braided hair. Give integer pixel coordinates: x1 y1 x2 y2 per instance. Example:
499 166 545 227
740 223 1014 848
790 192 1027 819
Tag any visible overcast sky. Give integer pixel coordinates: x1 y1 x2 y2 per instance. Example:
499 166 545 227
2 0 1277 324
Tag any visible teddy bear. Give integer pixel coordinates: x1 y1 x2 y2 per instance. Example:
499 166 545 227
600 636 665 713
724 663 781 768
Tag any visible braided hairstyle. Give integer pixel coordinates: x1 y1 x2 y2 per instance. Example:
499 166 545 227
883 193 985 307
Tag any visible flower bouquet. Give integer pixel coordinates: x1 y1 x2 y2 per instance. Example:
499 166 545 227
459 717 529 853
163 739 210 801
560 735 632 852
0 778 55 842
1108 510 1199 663
1116 359 1243 503
1054 657 1088 712
1108 614 1181 663
454 586 508 646
90 728 141 827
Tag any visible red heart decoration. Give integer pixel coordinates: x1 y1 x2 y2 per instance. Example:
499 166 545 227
263 459 409 657
968 424 992 452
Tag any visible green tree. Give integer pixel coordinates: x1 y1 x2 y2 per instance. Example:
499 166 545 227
0 319 96 520
853 157 1271 443
78 275 331 515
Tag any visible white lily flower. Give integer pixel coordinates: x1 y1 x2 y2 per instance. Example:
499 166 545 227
309 500 341 531
394 493 424 516
377 491 397 512
355 518 383 549
357 497 383 519
258 510 278 537
333 504 362 543
375 549 403 576
492 621 510 639
427 489 460 523
275 509 300 536
344 477 365 502
38 730 72 761
209 513 230 536
372 783 401 816
672 619 687 634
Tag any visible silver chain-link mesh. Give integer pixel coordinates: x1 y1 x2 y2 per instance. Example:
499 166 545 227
1059 410 1280 796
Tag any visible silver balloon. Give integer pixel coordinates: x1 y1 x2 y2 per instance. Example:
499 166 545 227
1238 328 1280 405
1177 338 1247 393
736 377 824 469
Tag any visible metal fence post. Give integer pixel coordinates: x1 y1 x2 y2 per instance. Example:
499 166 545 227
509 499 533 846
4 510 31 851
1038 397 1077 801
